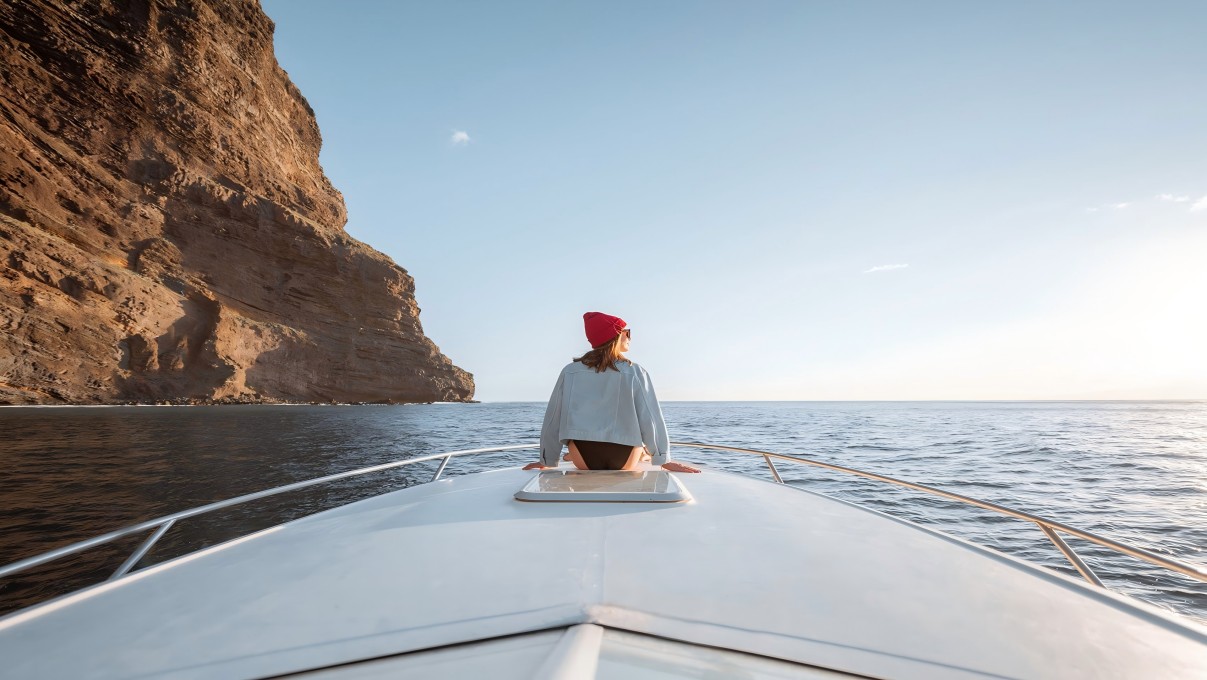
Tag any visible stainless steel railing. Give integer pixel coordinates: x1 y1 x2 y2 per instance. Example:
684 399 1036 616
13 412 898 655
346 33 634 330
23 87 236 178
670 441 1207 587
0 444 534 583
1 441 1203 596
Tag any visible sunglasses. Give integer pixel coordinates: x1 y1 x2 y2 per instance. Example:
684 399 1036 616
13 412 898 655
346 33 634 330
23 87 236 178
621 328 632 338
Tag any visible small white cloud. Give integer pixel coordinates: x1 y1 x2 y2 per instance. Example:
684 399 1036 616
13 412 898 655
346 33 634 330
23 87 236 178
450 130 471 146
1156 193 1191 202
863 263 909 274
1086 207 1099 213
1191 195 1207 212
1111 202 1130 209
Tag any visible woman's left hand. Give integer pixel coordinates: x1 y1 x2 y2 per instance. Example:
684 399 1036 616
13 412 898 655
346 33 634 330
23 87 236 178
661 461 701 473
522 461 549 470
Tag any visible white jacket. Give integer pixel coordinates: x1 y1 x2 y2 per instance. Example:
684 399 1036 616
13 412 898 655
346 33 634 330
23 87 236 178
539 359 671 467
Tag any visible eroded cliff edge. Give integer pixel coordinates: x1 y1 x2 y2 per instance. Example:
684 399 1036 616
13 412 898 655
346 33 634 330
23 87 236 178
0 0 474 404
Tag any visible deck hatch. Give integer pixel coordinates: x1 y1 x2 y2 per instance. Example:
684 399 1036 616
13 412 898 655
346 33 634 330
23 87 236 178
514 470 692 502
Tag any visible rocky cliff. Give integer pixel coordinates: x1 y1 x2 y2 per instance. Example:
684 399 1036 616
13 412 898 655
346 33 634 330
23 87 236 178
0 0 474 404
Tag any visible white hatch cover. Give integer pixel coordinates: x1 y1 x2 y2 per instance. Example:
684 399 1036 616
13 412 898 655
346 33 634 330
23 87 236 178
514 470 692 502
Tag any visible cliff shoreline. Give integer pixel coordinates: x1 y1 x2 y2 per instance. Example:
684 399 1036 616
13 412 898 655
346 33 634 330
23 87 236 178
0 0 474 405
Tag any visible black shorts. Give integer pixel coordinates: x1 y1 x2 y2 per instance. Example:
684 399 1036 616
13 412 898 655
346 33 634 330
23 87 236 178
571 440 636 470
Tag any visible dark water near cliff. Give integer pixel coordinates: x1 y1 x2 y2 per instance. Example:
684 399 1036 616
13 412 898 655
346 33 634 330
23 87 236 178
1 401 1204 626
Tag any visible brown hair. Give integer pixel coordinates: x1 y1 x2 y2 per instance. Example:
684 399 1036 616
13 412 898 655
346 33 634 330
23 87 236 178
573 332 629 373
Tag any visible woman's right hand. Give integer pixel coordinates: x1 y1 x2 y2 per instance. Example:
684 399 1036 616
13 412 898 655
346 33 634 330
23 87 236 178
522 461 549 470
661 461 701 473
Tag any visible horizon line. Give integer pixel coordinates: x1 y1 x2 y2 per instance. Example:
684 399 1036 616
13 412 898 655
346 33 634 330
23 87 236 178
477 398 1207 404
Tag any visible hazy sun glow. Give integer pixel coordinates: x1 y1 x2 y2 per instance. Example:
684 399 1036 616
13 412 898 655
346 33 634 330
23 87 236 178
766 230 1207 401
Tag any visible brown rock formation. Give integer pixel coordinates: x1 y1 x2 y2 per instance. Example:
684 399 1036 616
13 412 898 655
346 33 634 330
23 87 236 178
0 0 474 404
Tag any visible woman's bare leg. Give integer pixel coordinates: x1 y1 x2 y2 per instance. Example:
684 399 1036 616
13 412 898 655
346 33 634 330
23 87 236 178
619 446 645 471
565 441 590 470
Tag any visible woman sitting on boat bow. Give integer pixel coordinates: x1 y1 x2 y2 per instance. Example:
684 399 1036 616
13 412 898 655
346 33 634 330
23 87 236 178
523 312 700 473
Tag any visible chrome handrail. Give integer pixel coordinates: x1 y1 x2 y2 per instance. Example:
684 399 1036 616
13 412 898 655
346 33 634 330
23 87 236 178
2 441 1203 597
0 444 537 582
669 441 1207 586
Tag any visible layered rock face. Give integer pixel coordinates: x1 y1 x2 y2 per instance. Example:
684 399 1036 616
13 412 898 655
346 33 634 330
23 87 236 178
0 0 474 404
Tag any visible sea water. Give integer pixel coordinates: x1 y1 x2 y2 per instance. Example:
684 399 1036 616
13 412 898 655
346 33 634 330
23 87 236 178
0 400 1203 624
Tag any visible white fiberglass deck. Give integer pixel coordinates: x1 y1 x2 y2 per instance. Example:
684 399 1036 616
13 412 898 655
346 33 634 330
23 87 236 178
0 466 1204 679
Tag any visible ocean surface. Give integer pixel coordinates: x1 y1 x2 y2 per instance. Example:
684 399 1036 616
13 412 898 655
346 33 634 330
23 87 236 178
0 401 1204 626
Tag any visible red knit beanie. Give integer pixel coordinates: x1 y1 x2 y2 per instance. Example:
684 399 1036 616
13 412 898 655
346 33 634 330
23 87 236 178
583 311 627 348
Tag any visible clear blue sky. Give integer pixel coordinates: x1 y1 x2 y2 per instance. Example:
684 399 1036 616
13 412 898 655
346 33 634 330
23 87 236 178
260 0 1207 401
